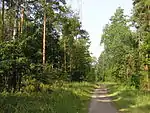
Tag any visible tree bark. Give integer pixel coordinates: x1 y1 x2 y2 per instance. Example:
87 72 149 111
12 1 19 40
20 7 24 34
64 39 67 73
1 0 5 41
43 12 46 65
12 18 17 39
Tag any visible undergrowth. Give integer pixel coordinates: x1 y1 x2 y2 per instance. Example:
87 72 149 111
0 82 97 113
107 83 150 113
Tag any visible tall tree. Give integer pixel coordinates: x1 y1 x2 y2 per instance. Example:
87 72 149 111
1 0 4 41
133 0 150 89
99 7 136 82
43 0 46 65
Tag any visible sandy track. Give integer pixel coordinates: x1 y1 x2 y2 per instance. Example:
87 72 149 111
88 84 118 113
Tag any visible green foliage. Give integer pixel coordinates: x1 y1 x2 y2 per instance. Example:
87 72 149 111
0 82 96 113
107 83 150 113
98 7 136 83
0 0 94 92
0 40 29 92
132 0 150 88
97 4 150 89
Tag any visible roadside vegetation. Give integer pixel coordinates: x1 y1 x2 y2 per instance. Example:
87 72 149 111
0 0 150 113
0 0 97 112
96 0 150 113
0 82 97 113
107 83 150 113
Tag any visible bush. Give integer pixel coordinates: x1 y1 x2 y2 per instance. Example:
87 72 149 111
0 41 29 92
21 77 53 93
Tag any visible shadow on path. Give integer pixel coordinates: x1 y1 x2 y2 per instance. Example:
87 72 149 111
88 84 118 113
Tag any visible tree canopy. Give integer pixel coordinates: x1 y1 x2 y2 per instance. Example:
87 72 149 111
0 0 94 92
97 2 150 89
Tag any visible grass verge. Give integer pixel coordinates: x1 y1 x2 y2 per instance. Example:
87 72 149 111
107 83 150 113
0 82 97 113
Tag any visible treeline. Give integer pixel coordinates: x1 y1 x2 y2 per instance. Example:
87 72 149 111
97 0 150 89
0 0 94 92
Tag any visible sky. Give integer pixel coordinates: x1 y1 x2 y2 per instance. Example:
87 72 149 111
67 0 133 59
0 0 133 59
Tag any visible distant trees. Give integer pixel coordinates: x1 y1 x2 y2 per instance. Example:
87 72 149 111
97 1 150 90
98 7 134 81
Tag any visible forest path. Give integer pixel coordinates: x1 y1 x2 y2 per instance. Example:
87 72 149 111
88 84 118 113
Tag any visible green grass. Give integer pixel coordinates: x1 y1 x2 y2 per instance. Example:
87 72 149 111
107 83 150 113
0 82 97 113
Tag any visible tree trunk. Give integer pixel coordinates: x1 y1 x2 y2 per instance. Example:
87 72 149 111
13 18 17 39
12 1 19 40
146 53 150 90
20 7 24 34
64 38 67 73
70 52 72 73
1 0 5 41
43 12 46 65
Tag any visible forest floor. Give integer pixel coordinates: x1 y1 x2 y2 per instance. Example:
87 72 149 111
0 82 97 113
107 83 150 113
1 82 150 113
88 84 118 113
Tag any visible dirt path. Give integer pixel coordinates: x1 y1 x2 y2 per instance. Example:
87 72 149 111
88 84 118 113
